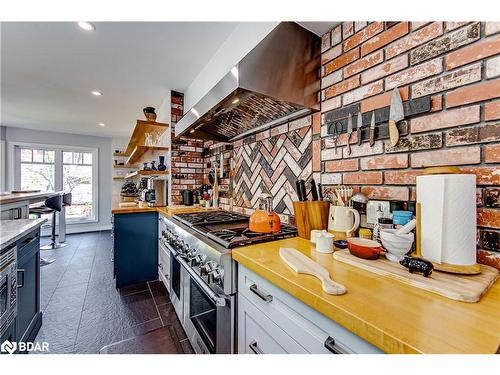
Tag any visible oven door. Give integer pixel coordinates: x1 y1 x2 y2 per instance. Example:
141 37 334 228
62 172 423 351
179 258 234 354
169 250 184 324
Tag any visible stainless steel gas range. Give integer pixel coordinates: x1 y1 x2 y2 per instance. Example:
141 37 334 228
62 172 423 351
159 210 296 354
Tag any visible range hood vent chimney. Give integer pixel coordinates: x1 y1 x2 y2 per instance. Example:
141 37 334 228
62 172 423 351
175 22 321 142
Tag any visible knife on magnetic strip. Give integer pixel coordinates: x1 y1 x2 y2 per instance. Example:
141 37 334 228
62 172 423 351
389 88 404 146
369 111 376 147
356 111 363 146
345 113 353 156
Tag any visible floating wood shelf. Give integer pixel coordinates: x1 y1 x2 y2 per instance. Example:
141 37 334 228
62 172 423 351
125 145 169 166
113 165 131 169
113 176 125 180
113 152 128 157
125 170 169 179
123 120 169 156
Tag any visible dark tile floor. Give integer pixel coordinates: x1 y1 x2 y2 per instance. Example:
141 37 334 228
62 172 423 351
33 230 193 354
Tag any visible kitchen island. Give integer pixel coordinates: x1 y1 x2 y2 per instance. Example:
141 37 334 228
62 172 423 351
232 237 500 354
111 198 219 287
0 191 64 220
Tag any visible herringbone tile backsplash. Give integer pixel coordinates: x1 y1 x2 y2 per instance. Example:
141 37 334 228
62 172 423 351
228 115 313 223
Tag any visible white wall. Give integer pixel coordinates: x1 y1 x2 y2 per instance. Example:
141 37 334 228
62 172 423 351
3 126 113 233
0 126 6 192
111 136 129 196
156 92 172 205
183 22 279 112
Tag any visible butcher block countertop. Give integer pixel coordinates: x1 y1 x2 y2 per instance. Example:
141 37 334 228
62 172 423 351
111 196 219 216
232 237 500 354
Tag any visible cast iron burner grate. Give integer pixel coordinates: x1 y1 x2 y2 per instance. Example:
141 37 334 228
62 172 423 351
206 224 297 248
174 211 249 226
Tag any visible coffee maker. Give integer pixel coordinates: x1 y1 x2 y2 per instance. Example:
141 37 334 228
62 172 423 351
141 178 167 207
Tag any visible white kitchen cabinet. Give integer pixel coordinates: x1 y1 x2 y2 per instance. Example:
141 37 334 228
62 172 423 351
238 293 307 354
237 264 383 354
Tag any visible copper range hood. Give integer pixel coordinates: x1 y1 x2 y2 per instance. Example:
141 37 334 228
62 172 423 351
175 22 321 142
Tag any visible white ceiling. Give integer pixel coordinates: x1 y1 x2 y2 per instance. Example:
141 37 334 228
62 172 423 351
1 22 239 138
297 22 340 36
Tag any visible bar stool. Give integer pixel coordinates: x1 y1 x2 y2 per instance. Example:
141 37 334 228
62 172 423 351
30 195 66 264
58 193 72 243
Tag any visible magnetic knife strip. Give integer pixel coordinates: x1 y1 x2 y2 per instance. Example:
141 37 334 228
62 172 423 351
325 95 431 142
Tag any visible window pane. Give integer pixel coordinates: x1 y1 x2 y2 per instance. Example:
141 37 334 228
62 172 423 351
33 149 44 163
20 149 32 162
74 152 83 164
83 153 92 165
63 152 72 164
63 165 93 220
44 150 55 163
21 164 55 191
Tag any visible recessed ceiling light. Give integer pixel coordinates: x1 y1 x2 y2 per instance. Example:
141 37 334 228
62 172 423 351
98 123 105 127
232 98 240 104
91 90 102 96
77 22 95 31
190 129 195 134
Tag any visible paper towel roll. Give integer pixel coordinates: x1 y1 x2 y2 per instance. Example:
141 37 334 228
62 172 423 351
416 174 476 266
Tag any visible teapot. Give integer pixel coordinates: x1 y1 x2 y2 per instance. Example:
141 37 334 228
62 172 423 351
249 194 281 233
328 205 360 239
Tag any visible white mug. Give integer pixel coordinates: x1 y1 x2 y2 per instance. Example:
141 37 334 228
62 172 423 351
316 231 334 254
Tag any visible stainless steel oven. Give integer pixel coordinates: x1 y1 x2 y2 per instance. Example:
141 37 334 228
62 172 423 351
0 243 17 337
179 256 234 354
169 248 184 324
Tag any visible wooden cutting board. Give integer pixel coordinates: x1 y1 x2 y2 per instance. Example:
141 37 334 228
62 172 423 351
280 247 346 295
333 250 498 303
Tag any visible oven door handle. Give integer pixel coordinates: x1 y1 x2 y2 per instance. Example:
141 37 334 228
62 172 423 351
17 269 25 288
177 255 227 307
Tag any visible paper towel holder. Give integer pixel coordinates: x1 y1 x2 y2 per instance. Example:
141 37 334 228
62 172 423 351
416 167 481 275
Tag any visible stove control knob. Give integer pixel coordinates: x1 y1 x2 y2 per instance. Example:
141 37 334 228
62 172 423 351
191 253 206 267
208 267 224 284
200 260 216 276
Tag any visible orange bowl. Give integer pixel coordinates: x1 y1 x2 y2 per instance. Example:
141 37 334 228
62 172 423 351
347 237 383 260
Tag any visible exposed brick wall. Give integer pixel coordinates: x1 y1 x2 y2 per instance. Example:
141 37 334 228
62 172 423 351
170 91 205 204
320 21 500 269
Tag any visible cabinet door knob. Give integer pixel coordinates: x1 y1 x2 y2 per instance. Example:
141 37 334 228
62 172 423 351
249 283 273 302
249 340 263 354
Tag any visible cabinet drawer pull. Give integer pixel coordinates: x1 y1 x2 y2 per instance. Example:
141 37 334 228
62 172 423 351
324 336 350 354
249 283 273 302
249 340 263 354
17 269 25 288
20 235 38 248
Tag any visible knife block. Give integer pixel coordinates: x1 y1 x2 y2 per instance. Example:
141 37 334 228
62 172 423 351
293 201 330 240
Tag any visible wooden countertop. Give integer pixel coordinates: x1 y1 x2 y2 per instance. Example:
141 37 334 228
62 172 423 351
232 237 500 354
0 191 64 205
111 196 219 216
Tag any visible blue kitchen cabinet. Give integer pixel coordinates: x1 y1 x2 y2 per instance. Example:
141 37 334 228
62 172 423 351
16 228 42 347
113 212 158 288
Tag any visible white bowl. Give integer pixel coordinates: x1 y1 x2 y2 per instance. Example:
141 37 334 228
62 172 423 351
380 229 414 262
